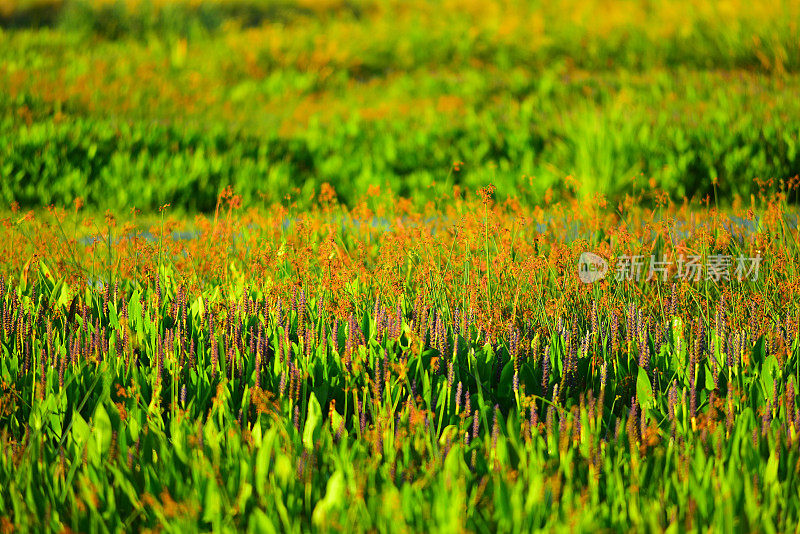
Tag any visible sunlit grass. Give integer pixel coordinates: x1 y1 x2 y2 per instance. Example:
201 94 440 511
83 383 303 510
0 189 798 530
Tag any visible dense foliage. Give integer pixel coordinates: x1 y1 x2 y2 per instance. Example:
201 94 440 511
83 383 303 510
2 1 800 531
1 0 799 210
0 190 799 531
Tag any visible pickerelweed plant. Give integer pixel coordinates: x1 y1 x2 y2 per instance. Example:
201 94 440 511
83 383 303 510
0 186 799 532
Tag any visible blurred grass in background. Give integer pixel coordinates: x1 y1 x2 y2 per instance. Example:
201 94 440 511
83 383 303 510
0 0 799 212
2 4 800 531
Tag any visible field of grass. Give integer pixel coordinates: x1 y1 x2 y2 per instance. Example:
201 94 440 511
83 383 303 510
1 0 800 532
1 190 799 531
2 0 800 211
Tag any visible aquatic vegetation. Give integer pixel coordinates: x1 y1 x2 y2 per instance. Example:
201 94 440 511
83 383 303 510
0 189 798 531
2 1 799 530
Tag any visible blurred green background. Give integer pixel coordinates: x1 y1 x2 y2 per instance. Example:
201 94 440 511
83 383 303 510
1 0 799 212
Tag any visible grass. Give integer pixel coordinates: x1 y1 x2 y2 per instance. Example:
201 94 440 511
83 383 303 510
0 0 799 210
0 189 799 531
2 0 800 531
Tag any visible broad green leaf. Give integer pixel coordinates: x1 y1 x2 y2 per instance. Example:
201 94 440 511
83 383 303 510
248 509 277 534
303 392 322 450
312 471 345 527
202 479 222 526
636 366 653 410
762 353 779 404
71 410 90 448
93 402 112 460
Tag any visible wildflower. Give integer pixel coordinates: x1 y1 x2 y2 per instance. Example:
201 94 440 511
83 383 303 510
627 398 640 445
494 344 502 387
188 338 196 370
545 405 555 443
600 359 608 391
511 326 520 362
360 398 367 435
626 303 635 349
668 380 678 422
726 388 734 437
210 336 219 379
447 360 454 389
761 402 772 437
542 345 550 395
669 283 677 317
638 334 650 377
491 405 500 452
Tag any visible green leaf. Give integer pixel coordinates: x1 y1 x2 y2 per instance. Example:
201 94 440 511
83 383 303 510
48 402 63 437
191 296 205 319
438 425 460 447
329 405 346 440
303 392 322 450
71 410 90 448
93 402 112 459
762 353 779 404
764 452 779 487
498 358 515 400
313 364 329 407
248 508 278 534
636 366 653 410
202 479 222 526
274 455 293 487
312 471 345 527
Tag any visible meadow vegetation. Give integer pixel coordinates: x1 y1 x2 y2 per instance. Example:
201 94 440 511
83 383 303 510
1 0 800 532
1 0 799 210
1 187 799 531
